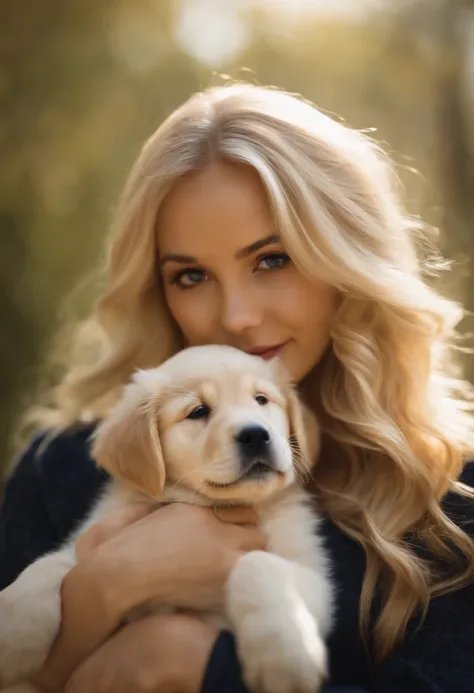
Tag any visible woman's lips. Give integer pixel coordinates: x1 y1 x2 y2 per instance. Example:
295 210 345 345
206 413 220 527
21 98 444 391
246 341 289 360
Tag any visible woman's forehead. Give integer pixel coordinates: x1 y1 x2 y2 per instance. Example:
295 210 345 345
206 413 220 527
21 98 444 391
156 161 278 258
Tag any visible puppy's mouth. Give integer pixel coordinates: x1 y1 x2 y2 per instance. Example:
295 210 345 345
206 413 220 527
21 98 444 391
206 461 284 489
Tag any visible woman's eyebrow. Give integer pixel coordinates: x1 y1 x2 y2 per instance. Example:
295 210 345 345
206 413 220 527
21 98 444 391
159 253 196 267
235 234 280 259
159 234 280 267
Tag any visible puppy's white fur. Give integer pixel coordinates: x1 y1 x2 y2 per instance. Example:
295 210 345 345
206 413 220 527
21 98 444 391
0 345 333 693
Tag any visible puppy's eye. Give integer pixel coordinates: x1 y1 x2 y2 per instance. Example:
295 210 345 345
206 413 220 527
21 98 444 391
255 394 269 406
187 404 211 420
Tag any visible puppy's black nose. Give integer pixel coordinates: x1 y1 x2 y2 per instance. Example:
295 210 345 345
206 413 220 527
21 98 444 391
235 425 270 456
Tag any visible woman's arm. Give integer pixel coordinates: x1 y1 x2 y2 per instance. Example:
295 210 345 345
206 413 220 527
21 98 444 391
32 503 266 693
62 612 219 693
62 612 368 693
75 502 267 620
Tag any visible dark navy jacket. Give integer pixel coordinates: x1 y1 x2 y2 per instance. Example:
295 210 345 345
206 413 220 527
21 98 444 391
1 423 474 693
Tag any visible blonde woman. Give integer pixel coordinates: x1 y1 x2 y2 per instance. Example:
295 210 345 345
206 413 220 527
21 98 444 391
1 83 474 693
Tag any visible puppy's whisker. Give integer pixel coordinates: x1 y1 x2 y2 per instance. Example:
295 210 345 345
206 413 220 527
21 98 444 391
293 458 317 487
289 441 309 462
168 464 211 490
289 443 314 483
294 459 310 476
168 456 236 492
290 448 309 471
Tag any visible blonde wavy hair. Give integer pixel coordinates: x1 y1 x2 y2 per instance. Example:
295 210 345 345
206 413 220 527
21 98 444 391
24 83 474 661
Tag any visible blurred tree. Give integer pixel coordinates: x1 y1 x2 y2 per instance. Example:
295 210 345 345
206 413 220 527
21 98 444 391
436 0 474 265
0 0 199 472
436 0 474 385
382 0 474 378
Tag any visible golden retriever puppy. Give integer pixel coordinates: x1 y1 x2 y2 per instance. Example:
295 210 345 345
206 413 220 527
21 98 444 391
0 345 333 693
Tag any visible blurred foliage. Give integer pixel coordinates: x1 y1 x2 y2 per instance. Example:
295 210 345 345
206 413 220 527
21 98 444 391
1 0 473 475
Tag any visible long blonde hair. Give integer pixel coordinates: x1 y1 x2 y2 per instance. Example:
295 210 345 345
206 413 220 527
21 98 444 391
23 83 474 661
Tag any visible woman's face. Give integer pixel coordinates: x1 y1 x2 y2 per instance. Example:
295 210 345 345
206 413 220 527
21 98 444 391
157 161 337 383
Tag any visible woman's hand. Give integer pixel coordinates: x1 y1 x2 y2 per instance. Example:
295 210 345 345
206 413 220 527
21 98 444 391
64 612 219 693
33 502 264 693
82 502 266 619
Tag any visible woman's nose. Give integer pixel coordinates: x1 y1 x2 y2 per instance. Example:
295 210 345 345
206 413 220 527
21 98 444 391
220 287 262 335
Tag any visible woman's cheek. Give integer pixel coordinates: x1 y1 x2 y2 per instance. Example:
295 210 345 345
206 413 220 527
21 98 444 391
169 295 216 344
266 276 307 314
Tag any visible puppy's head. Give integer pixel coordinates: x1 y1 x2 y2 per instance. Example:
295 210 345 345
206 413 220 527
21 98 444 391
92 345 319 504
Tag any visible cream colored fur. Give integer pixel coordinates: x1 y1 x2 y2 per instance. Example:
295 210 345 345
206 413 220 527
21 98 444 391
0 345 333 693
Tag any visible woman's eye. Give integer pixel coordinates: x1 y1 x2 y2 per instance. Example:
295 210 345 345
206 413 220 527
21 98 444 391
171 268 207 289
256 253 290 271
187 404 211 420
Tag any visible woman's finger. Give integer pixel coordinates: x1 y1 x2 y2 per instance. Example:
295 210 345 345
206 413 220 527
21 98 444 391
77 504 258 561
75 503 152 558
235 525 268 551
213 505 260 526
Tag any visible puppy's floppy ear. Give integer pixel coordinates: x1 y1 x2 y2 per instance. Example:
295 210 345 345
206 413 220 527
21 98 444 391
269 357 320 470
92 374 165 498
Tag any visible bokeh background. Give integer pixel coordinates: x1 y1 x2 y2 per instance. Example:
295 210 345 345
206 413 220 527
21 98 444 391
1 0 474 477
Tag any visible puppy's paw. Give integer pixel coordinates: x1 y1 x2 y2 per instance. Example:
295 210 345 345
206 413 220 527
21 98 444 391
0 553 72 686
0 587 61 685
236 607 328 693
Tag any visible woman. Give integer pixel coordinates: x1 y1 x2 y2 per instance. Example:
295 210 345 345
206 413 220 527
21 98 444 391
1 83 474 693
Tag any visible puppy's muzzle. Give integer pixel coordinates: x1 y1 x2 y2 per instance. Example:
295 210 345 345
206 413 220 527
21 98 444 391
234 425 278 478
